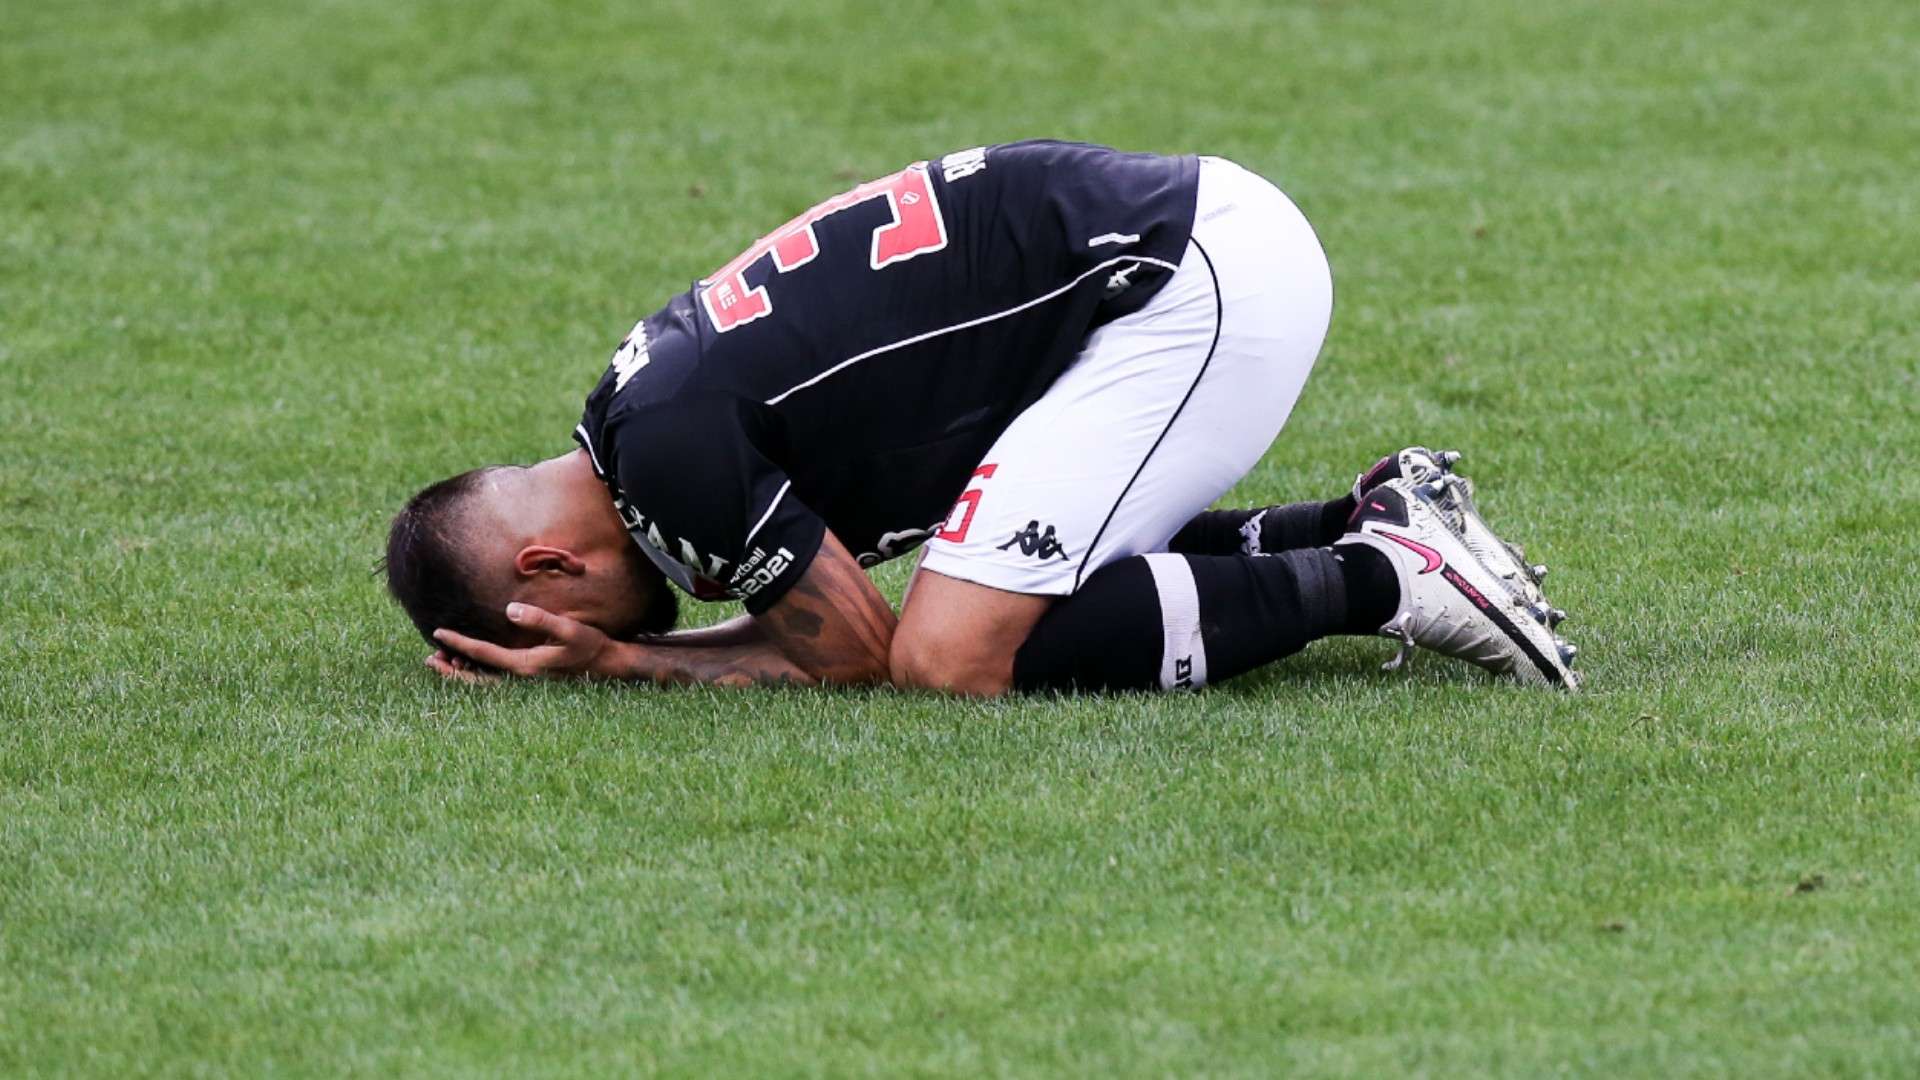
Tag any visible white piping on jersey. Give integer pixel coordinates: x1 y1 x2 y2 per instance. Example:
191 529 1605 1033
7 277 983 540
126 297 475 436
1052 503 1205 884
1087 232 1141 247
743 479 792 549
762 254 1181 407
575 423 605 476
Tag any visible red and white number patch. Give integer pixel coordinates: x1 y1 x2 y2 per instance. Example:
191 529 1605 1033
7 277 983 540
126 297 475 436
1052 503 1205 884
700 163 949 334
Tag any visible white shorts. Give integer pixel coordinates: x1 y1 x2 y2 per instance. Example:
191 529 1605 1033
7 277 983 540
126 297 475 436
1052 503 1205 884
919 156 1333 595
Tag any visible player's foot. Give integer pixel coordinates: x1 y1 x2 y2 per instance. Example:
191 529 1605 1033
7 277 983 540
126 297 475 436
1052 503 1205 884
1356 449 1555 611
1352 445 1462 501
1337 477 1580 689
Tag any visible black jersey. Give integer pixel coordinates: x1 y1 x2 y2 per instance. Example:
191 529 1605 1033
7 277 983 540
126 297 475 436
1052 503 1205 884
574 140 1199 612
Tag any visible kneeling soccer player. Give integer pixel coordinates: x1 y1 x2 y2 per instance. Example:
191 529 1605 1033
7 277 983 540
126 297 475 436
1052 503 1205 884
384 140 1580 693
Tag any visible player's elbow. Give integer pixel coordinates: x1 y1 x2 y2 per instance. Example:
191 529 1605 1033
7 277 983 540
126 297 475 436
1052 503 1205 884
793 625 893 688
888 630 1015 697
817 648 891 687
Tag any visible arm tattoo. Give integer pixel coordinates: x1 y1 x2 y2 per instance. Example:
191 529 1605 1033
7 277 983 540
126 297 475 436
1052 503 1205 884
775 603 825 640
615 642 817 688
759 549 894 683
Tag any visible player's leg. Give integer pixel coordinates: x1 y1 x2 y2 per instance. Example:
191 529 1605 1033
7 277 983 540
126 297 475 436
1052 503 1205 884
1015 465 1585 693
1007 544 1399 691
1165 500 1354 557
888 567 1052 695
895 156 1361 693
893 543 1397 694
1166 447 1461 557
1007 157 1371 691
1011 443 1581 692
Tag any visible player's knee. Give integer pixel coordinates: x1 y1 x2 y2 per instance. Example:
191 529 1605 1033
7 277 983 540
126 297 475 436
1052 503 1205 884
888 627 1015 697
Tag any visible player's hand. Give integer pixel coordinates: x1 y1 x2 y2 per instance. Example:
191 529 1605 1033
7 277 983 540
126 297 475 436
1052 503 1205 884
431 603 616 681
425 647 503 684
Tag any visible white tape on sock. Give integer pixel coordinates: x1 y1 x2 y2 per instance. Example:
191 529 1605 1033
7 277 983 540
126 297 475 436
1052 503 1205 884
1143 553 1208 691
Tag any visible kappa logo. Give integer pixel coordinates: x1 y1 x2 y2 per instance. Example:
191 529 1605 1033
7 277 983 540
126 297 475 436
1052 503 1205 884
997 521 1070 562
609 320 651 392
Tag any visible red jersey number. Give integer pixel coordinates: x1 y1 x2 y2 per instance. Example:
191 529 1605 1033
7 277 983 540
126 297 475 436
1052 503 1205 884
700 163 949 334
936 464 998 544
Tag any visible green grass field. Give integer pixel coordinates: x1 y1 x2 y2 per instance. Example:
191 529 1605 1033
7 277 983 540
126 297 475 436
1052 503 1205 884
5 0 1918 1074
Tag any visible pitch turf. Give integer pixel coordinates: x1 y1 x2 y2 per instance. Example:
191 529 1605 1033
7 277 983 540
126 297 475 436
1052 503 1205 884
4 0 1918 1074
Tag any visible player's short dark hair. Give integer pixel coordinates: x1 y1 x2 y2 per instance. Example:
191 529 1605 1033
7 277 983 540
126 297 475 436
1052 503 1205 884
382 467 519 649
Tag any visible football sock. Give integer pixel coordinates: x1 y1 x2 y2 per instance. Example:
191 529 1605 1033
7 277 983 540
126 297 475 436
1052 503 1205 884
1010 544 1399 692
1168 448 1436 556
1337 540 1401 631
1168 497 1358 557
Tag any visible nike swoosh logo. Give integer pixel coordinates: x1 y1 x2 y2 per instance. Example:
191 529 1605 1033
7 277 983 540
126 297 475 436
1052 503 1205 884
1379 531 1444 574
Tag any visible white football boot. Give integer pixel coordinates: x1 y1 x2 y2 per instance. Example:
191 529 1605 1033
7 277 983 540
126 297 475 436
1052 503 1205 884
1354 448 1561 618
1338 476 1580 689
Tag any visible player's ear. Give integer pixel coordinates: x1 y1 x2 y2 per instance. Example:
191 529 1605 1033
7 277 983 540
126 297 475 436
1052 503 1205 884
512 545 588 579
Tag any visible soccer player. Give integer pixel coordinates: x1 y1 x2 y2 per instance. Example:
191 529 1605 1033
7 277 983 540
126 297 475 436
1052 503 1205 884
385 141 1578 693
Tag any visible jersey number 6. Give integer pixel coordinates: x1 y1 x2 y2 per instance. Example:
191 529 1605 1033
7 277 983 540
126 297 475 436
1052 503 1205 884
700 163 949 334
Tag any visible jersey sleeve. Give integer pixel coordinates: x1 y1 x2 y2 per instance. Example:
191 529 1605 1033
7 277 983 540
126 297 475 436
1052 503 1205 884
607 394 826 614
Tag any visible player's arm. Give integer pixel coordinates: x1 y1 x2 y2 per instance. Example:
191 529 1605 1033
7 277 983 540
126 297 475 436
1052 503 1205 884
639 613 764 648
627 546 889 657
431 532 894 688
742 530 895 683
585 530 893 686
429 625 811 687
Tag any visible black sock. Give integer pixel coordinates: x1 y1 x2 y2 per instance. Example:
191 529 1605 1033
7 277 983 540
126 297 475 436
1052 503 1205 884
1334 542 1398 633
1168 497 1358 557
1305 495 1359 547
1011 547 1400 692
